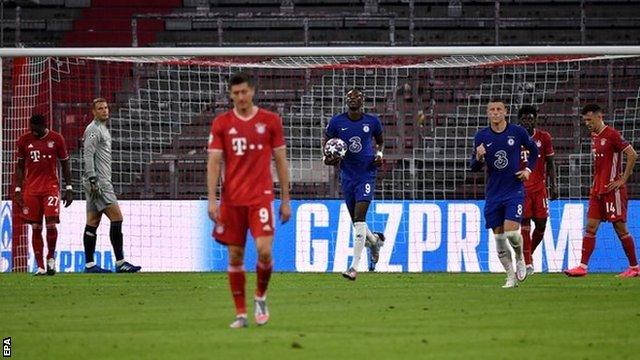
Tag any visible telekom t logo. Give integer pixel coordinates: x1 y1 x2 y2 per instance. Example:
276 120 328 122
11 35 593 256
232 137 247 156
30 150 41 162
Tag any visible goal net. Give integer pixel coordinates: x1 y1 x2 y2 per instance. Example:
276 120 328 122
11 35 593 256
2 50 639 273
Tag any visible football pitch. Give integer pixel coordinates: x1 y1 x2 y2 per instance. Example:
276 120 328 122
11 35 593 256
2 273 638 359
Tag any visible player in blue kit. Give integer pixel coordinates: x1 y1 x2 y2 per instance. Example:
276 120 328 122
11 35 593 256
324 89 385 280
470 100 539 288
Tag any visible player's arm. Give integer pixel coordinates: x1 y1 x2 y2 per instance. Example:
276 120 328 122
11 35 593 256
57 135 73 207
14 157 25 207
14 138 25 206
207 150 223 221
470 133 485 172
546 155 559 200
373 122 384 167
607 144 638 192
60 159 73 207
273 147 291 224
516 130 539 181
83 129 99 193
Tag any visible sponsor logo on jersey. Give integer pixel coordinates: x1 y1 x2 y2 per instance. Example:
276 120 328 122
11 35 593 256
255 123 266 134
363 124 370 133
229 128 238 135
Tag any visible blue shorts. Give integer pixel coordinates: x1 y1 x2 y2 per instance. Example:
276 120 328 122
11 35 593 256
484 195 524 229
342 178 375 213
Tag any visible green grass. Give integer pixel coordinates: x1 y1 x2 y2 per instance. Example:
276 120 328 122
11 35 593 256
1 273 638 359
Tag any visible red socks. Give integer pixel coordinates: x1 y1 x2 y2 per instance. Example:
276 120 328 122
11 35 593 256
256 260 273 298
31 225 44 269
620 234 638 267
531 228 545 258
227 265 246 315
45 224 58 260
522 226 532 265
228 261 274 316
522 226 545 266
580 231 596 266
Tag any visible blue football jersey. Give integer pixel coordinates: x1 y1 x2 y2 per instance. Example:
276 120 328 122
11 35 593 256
326 112 382 182
470 123 539 201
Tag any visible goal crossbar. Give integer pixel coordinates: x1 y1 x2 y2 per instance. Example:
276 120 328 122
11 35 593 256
3 46 640 57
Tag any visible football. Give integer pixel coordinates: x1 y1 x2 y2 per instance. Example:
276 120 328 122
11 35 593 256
324 138 348 159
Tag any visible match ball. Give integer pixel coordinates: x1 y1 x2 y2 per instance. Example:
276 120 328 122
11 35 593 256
324 138 348 159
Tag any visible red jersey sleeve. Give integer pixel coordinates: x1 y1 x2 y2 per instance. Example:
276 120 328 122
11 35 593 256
208 116 225 152
270 114 286 150
55 133 70 160
16 135 25 160
611 129 631 152
544 132 555 156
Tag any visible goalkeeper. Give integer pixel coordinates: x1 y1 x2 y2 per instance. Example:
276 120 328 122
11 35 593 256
81 98 141 273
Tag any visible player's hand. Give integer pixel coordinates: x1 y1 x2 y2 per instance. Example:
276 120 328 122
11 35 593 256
516 168 531 181
323 155 340 166
63 189 73 207
208 201 219 222
14 191 24 208
476 144 486 161
88 177 100 197
279 200 291 224
373 152 383 167
549 185 559 200
606 178 625 192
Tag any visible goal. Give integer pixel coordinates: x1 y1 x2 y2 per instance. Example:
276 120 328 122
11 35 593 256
2 47 639 273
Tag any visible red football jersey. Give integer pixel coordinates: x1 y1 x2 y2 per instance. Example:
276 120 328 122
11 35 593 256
521 129 555 192
208 107 286 206
590 125 631 196
16 130 69 195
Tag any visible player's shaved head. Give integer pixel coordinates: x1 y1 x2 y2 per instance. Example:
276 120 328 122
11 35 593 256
347 89 363 98
346 89 364 113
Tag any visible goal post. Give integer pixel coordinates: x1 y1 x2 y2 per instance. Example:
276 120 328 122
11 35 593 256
2 47 640 273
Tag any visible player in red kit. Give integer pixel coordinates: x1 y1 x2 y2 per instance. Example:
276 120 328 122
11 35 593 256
207 72 291 328
518 106 558 277
565 104 639 277
15 114 73 276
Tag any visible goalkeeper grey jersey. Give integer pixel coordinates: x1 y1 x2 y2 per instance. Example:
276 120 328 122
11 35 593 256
83 118 112 182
